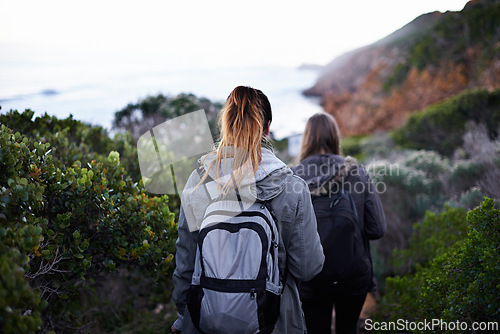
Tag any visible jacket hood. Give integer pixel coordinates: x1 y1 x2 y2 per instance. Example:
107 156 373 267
199 147 291 201
292 154 357 190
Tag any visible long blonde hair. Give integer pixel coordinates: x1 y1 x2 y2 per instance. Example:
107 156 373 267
201 86 272 193
298 112 341 162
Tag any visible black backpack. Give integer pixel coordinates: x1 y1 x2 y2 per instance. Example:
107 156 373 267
299 186 372 296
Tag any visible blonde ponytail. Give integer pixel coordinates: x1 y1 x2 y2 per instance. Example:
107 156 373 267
200 86 272 195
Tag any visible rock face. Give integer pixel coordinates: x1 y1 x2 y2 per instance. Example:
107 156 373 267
306 0 500 136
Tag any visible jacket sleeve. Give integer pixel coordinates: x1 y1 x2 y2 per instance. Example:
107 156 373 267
361 167 386 240
286 177 325 282
172 204 198 329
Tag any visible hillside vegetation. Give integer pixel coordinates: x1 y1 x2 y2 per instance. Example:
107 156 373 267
392 88 500 156
306 0 500 136
0 110 178 333
339 87 500 330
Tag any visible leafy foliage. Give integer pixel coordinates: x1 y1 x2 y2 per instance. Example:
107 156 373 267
366 136 500 288
113 93 222 142
391 88 500 156
377 198 499 326
341 134 369 161
409 0 500 70
420 197 499 322
375 205 467 323
0 114 177 332
382 63 410 93
383 0 500 91
391 206 468 275
0 109 141 182
370 150 452 223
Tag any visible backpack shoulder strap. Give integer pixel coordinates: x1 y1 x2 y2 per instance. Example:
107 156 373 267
262 200 289 288
196 165 242 206
196 165 213 201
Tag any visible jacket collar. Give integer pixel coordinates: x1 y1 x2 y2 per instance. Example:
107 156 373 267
199 147 290 201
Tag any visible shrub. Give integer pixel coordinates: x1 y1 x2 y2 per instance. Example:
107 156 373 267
113 93 222 143
369 150 450 225
341 134 368 160
0 124 177 333
376 198 499 328
419 197 499 323
375 205 467 323
383 63 410 93
391 205 467 275
0 109 141 182
391 88 500 156
449 160 482 192
366 148 487 286
446 187 486 211
462 122 500 199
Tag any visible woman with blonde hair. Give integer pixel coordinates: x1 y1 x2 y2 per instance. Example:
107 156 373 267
171 86 324 333
292 112 386 334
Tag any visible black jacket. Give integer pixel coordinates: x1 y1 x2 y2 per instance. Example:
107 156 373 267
292 154 386 295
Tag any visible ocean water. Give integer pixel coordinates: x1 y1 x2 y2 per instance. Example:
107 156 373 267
0 61 323 140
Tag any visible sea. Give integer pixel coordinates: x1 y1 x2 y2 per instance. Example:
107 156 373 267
0 61 323 140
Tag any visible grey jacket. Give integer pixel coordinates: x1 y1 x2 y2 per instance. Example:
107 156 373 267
172 148 325 333
292 153 386 293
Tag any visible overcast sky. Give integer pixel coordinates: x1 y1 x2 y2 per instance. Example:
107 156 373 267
1 0 471 69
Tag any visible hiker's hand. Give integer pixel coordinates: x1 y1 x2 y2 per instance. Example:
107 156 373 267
171 325 181 333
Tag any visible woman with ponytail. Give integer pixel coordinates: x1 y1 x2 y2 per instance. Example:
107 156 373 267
171 86 324 333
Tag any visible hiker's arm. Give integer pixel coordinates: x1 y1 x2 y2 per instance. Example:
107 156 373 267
172 205 198 331
287 178 324 282
362 168 386 240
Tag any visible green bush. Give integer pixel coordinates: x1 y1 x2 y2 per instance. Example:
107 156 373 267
113 93 222 143
341 134 369 161
420 197 499 323
375 205 467 323
383 63 410 93
0 109 141 182
377 198 499 327
366 147 493 288
391 88 500 156
0 123 177 333
391 205 468 275
370 150 450 223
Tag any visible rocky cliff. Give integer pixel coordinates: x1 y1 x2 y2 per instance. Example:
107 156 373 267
305 0 500 136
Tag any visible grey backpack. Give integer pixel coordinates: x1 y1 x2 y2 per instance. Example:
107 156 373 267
186 170 284 334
